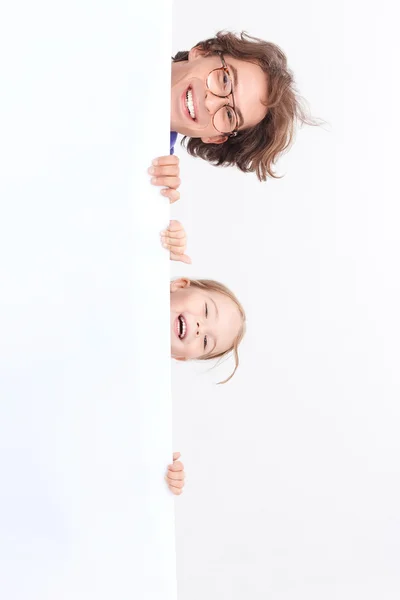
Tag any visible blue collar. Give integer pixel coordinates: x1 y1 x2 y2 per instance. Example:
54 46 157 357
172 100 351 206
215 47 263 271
170 131 178 155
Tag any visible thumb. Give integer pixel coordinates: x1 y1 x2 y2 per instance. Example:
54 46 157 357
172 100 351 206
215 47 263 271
180 254 192 264
173 452 181 461
170 252 192 264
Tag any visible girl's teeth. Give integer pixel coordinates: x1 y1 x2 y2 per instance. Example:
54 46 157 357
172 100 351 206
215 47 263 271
185 89 196 119
178 315 187 339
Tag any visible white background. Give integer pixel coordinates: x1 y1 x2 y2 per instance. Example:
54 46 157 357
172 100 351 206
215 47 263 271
171 2 400 599
0 2 176 599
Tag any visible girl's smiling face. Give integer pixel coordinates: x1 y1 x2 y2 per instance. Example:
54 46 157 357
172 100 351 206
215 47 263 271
170 279 243 360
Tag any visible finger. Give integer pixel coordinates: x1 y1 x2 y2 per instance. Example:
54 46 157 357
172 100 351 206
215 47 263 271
166 478 185 491
168 220 184 232
161 235 186 251
166 481 184 492
170 252 192 264
152 155 179 167
161 233 186 245
148 165 179 177
161 241 185 254
168 460 184 472
173 452 181 461
163 246 185 257
167 467 185 478
161 226 186 240
151 176 181 189
168 485 183 496
166 471 185 482
163 230 186 241
160 188 180 203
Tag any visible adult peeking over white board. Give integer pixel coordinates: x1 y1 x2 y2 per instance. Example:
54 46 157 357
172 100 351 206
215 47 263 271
169 31 315 180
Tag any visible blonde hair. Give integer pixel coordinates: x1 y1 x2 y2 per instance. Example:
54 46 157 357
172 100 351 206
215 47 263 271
188 279 246 384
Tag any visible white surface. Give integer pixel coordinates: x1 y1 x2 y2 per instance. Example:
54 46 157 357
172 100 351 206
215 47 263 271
0 2 175 599
171 2 400 599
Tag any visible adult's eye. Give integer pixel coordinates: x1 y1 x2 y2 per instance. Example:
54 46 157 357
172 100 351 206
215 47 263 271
226 107 234 125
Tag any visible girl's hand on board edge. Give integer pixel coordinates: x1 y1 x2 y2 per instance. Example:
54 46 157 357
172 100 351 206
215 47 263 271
161 220 191 264
165 452 185 496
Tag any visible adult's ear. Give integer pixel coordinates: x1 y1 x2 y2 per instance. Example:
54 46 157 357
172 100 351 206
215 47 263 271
188 46 206 61
200 135 228 145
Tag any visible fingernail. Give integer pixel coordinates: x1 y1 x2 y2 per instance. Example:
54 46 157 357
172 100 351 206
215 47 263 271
163 243 168 249
148 167 155 175
151 177 156 184
161 189 167 195
152 159 159 166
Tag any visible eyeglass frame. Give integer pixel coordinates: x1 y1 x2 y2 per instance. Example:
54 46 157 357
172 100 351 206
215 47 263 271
205 52 239 137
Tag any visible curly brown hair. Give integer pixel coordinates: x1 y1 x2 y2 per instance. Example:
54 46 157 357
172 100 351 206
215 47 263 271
173 31 313 181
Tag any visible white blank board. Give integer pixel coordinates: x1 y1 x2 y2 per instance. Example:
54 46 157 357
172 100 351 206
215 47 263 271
0 2 175 599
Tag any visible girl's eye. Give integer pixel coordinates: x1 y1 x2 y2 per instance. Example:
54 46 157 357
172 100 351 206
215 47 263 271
204 336 208 350
205 302 208 318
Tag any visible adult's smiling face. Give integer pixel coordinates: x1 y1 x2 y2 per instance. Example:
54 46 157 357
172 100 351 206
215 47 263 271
170 47 269 145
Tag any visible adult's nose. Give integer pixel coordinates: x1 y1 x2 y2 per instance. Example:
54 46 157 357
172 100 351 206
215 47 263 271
204 91 228 115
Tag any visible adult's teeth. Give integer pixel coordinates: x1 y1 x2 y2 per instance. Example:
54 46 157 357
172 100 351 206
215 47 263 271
186 89 196 119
